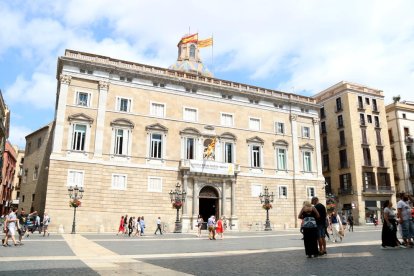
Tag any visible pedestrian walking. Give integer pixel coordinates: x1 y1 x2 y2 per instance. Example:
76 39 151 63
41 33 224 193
140 216 145 235
42 213 50 237
298 201 320 258
3 208 19 246
123 215 128 234
17 210 36 244
216 217 224 239
382 200 404 248
397 193 414 247
128 217 134 237
154 217 163 235
196 215 203 237
117 216 125 235
347 214 354 232
207 215 216 240
134 216 141 237
329 211 343 242
311 197 327 255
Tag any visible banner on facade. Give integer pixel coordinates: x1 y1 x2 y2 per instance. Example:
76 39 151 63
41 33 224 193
189 160 234 175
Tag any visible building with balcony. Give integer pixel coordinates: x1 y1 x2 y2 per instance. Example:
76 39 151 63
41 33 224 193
11 146 25 207
314 82 395 224
19 122 54 214
44 37 325 233
386 101 414 194
1 141 16 214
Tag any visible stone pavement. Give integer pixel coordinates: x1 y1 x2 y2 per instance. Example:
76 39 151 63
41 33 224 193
0 226 409 275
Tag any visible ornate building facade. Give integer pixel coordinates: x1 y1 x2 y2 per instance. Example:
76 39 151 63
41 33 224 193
45 38 325 233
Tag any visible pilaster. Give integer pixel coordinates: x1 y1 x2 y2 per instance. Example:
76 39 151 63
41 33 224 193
52 74 71 155
94 81 109 158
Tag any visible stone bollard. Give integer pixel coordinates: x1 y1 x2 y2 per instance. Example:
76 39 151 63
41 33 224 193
58 224 65 234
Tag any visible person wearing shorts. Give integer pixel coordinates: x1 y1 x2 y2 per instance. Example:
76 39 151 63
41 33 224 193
397 193 414 247
312 197 327 255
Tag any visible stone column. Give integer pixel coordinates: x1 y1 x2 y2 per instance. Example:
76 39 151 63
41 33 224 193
221 179 226 218
313 118 322 177
230 178 238 230
94 81 109 158
52 74 71 155
192 178 199 227
290 114 299 228
181 175 190 232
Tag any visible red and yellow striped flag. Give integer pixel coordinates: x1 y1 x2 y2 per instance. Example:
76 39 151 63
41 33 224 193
180 33 198 44
198 37 213 48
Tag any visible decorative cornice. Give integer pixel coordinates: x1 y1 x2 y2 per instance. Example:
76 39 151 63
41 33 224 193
68 113 94 124
220 132 237 141
110 118 134 129
179 127 201 136
60 74 72 85
273 139 289 147
145 123 168 133
299 143 314 150
246 136 264 144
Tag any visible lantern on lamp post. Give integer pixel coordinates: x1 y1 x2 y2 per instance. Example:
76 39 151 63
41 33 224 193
169 182 186 233
68 185 84 234
259 186 274 231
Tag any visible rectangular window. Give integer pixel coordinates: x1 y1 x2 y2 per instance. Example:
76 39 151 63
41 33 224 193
339 130 346 146
249 118 261 131
32 194 35 202
323 154 329 171
117 97 131 112
336 97 342 111
22 195 25 202
374 116 380 128
278 186 288 199
72 124 86 151
378 149 384 167
340 173 351 190
67 170 84 187
367 115 372 123
114 129 129 155
23 169 28 183
372 99 378 111
320 107 326 118
276 122 285 134
307 187 315 198
321 122 326 134
37 137 42 148
337 115 344 128
339 149 348 168
365 97 370 105
322 136 328 151
150 133 163 159
151 102 165 117
277 148 287 170
224 142 233 163
221 113 234 127
148 177 162 192
185 137 195 160
303 151 312 172
112 174 127 190
251 184 262 197
363 147 372 166
251 145 261 168
302 126 310 138
27 142 31 154
363 172 375 189
33 166 38 180
360 114 365 125
361 128 368 144
376 130 382 145
76 92 90 107
358 96 363 109
183 107 197 122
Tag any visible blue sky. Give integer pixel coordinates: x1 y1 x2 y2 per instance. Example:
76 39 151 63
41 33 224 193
1 0 414 148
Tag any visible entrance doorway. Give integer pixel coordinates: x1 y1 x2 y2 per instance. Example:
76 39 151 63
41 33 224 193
199 186 219 229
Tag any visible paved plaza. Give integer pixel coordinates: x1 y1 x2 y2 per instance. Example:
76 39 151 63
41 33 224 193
0 226 409 275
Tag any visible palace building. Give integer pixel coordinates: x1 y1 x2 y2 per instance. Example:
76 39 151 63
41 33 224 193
45 36 325 233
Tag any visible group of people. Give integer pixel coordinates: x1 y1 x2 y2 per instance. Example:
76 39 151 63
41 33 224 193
117 215 146 237
381 192 414 249
299 197 350 258
205 215 225 240
1 207 51 247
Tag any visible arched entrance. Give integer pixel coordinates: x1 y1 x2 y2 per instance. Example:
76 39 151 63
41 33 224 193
199 186 219 229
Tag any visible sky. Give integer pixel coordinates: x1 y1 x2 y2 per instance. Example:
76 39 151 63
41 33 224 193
1 0 414 148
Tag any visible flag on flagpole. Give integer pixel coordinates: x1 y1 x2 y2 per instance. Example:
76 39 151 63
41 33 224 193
198 37 213 48
180 33 198 44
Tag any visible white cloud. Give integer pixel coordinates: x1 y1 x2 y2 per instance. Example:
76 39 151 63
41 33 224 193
8 124 32 148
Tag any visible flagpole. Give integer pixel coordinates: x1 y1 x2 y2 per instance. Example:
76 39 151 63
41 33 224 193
211 33 214 75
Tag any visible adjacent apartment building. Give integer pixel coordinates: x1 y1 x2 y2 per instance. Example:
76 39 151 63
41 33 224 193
314 82 395 225
11 146 25 207
1 141 16 214
19 122 54 213
386 100 414 194
44 39 325 233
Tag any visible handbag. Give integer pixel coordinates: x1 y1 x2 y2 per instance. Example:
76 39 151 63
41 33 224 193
302 216 317 228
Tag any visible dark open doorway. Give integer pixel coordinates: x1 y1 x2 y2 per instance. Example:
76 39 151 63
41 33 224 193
199 186 219 229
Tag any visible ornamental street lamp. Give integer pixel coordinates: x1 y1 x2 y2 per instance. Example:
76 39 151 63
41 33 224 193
259 186 274 231
169 182 186 233
68 185 84 234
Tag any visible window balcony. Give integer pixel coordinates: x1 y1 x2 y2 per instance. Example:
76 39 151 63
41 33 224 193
336 122 345 129
372 105 379 113
179 159 240 175
363 185 394 195
362 160 373 167
338 140 347 148
357 103 365 111
338 188 354 195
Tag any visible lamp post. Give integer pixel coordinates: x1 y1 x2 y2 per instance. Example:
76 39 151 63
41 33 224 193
169 182 186 233
68 185 84 234
259 186 274 231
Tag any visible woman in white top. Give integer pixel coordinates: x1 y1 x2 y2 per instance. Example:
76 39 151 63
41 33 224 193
330 211 343 242
196 215 203 237
382 200 404 248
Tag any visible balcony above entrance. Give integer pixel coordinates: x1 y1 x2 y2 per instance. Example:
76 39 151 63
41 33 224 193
180 159 240 176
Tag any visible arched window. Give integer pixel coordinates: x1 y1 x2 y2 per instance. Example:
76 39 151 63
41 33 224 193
190 44 196 58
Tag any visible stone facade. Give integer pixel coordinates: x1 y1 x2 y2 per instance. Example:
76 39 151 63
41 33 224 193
386 101 414 194
314 82 396 225
45 45 325 233
1 141 16 214
19 122 54 214
11 146 24 207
